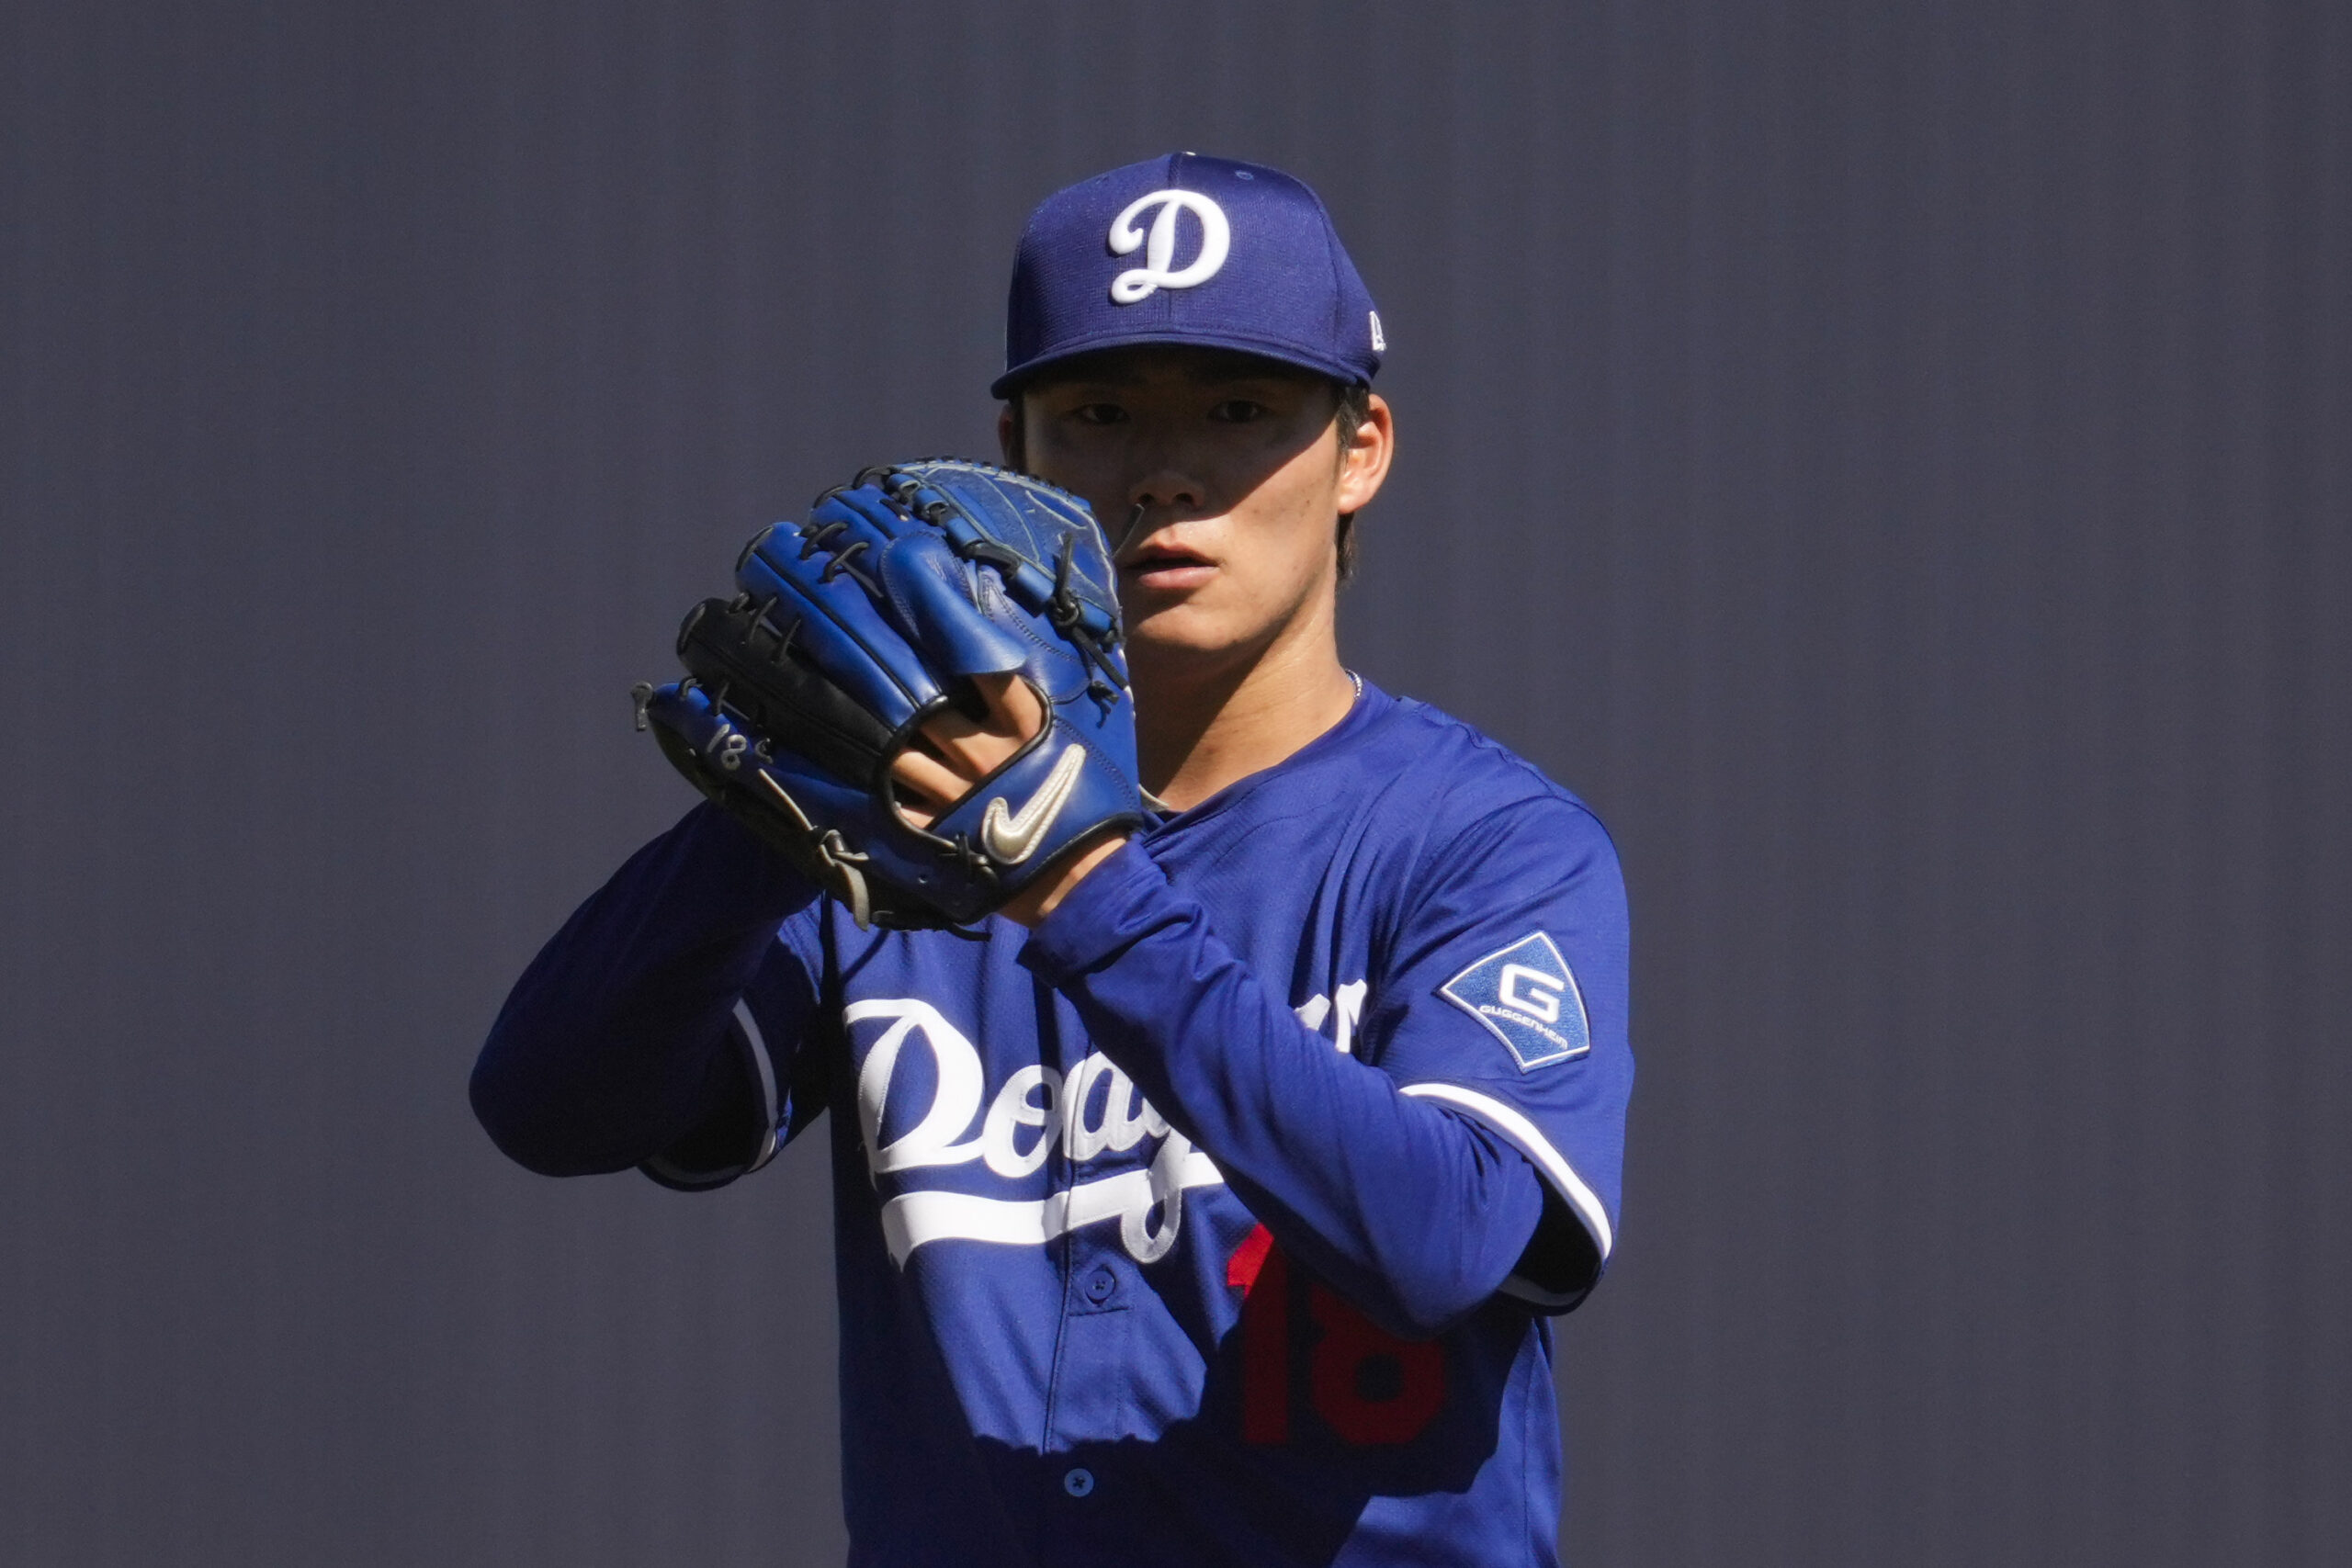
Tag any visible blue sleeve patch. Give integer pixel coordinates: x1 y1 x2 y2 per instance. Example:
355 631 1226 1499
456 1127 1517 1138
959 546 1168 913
1437 931 1591 1070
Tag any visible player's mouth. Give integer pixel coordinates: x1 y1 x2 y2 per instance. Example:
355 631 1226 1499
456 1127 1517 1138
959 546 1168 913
1121 538 1216 591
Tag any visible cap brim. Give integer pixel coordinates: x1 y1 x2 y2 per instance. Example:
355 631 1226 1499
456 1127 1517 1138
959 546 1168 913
991 326 1373 400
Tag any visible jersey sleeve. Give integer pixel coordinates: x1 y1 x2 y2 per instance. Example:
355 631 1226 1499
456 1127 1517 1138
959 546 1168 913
1023 852 1556 1339
637 911 831 1190
1365 791 1633 1309
469 803 830 1186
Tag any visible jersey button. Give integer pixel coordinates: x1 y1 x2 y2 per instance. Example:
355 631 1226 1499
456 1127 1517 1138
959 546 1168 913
1083 1267 1117 1303
1062 1467 1095 1498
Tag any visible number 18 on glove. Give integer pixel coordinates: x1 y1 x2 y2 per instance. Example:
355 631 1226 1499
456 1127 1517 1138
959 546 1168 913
632 459 1147 929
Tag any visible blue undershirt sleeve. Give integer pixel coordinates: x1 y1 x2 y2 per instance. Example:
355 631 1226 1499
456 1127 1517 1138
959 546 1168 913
1019 843 1551 1340
469 803 824 1179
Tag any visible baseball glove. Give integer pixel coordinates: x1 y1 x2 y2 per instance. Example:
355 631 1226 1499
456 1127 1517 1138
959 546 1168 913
633 458 1145 929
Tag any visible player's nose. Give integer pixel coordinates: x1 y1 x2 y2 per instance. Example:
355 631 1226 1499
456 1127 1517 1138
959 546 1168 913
1125 460 1205 517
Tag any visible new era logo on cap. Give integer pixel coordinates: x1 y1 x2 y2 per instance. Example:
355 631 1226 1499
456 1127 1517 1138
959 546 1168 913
994 152 1385 396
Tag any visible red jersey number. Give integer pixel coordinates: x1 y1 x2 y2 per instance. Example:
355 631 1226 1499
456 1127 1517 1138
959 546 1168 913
1227 1224 1446 1447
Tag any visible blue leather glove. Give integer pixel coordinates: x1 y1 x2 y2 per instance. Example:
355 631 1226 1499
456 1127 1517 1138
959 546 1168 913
635 459 1144 929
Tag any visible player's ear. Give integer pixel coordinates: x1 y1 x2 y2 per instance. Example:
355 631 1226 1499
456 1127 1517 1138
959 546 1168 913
997 404 1019 470
1336 392 1393 515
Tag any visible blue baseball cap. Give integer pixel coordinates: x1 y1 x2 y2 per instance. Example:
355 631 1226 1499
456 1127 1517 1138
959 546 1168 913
992 152 1385 398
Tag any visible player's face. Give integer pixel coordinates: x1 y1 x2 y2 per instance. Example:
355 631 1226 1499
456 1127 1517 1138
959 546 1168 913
1005 347 1391 682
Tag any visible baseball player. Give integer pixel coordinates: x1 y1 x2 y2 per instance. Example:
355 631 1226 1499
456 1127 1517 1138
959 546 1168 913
472 152 1633 1566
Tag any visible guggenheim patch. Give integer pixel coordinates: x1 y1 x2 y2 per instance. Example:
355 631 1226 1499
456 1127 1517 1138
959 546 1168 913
1438 932 1591 1071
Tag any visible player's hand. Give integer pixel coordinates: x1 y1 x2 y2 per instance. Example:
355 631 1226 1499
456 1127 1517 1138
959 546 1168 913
888 672 1045 826
889 673 1127 925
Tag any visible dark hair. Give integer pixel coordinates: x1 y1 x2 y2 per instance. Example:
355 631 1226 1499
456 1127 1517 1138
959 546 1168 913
1001 370 1376 584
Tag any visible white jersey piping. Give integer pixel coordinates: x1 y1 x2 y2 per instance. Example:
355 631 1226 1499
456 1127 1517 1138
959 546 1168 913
1399 1081 1613 1260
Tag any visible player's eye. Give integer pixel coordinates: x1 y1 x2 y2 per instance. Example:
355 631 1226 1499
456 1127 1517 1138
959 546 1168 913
1069 402 1128 426
1207 399 1271 423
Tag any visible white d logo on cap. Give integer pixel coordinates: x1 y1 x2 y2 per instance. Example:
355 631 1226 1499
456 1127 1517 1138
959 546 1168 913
1107 190 1230 303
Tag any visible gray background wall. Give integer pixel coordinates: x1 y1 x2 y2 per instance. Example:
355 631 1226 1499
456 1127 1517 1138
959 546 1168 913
4 3 2345 1563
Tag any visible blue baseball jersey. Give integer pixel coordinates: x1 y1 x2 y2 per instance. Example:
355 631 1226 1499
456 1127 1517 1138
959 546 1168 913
474 682 1632 1566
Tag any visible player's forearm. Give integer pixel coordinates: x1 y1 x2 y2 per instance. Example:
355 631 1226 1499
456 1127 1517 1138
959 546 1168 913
1021 843 1546 1339
469 804 816 1176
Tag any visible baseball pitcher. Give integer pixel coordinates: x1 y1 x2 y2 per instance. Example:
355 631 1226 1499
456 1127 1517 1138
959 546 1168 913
472 153 1633 1566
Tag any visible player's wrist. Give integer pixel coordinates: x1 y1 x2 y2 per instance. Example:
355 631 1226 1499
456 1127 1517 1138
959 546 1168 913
1001 832 1130 927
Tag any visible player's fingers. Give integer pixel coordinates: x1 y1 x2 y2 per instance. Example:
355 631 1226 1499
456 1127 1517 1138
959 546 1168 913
918 705 1014 782
908 705 992 780
974 672 1046 742
889 749 967 824
919 675 1042 780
